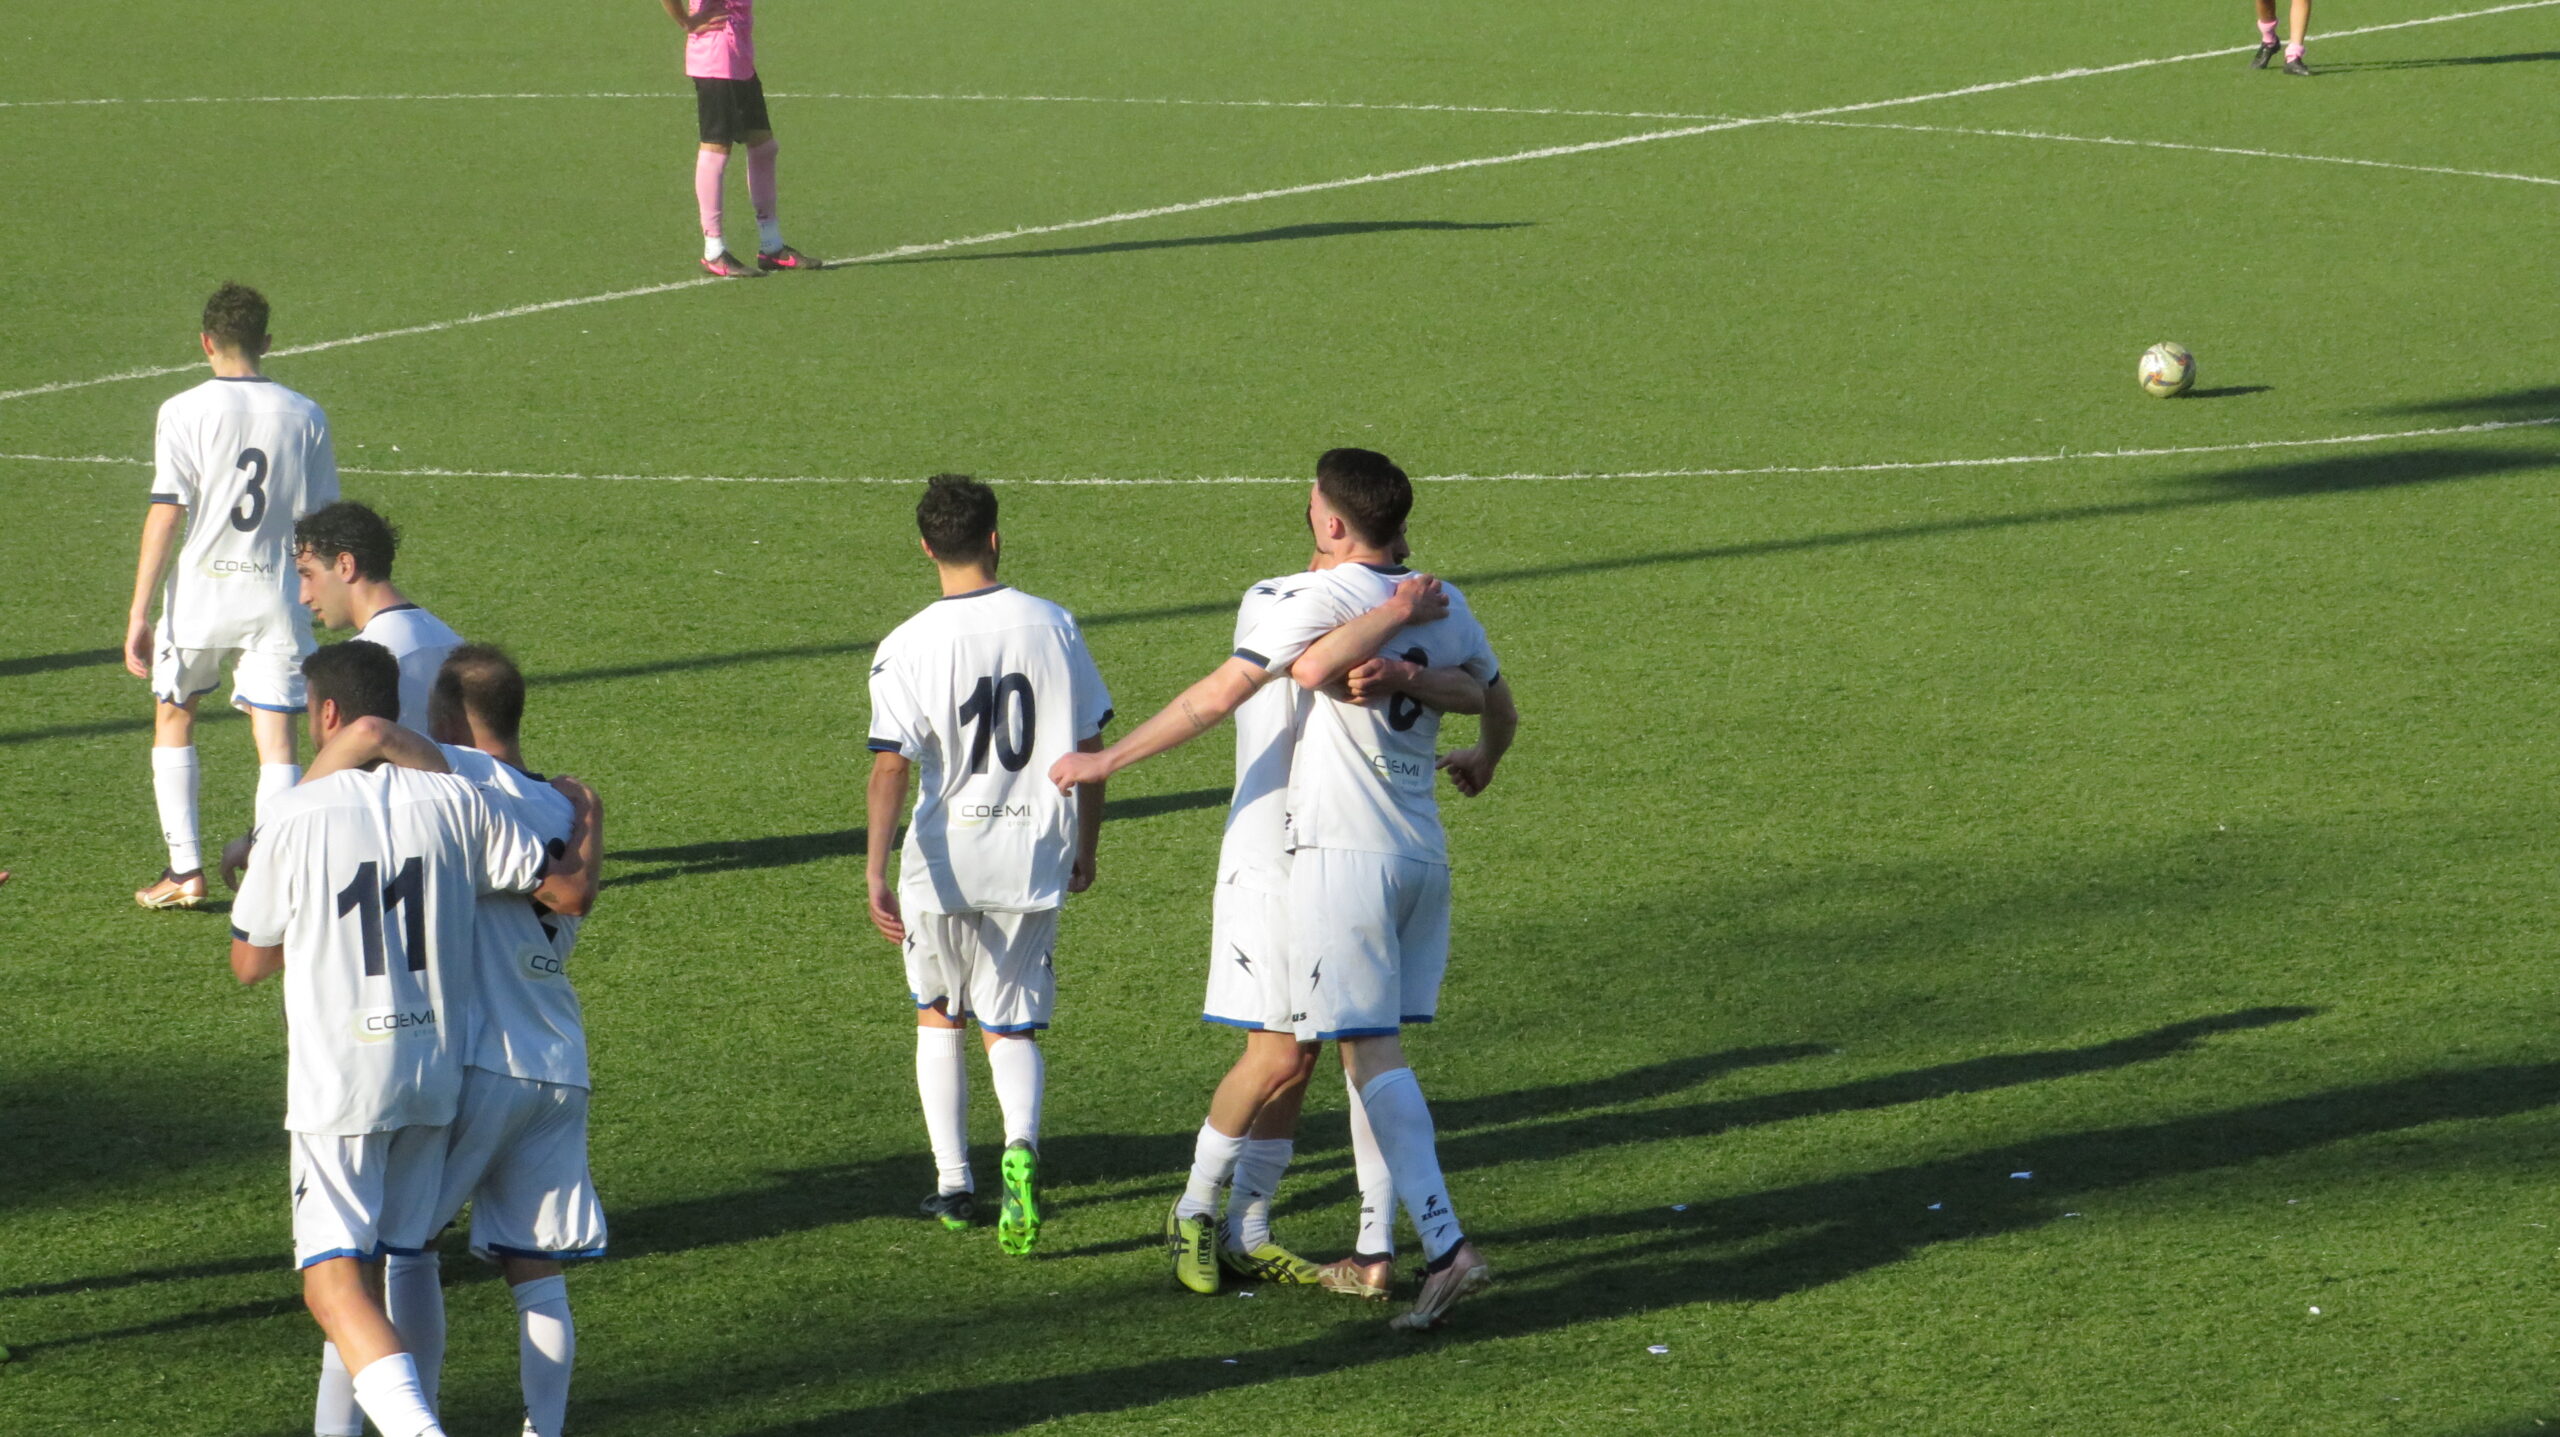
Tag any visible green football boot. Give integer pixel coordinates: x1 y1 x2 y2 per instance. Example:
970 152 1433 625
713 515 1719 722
918 1189 975 1232
1217 1220 1323 1285
997 1141 1042 1256
1166 1202 1220 1294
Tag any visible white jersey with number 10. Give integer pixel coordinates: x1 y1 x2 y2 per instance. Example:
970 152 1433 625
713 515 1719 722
149 376 339 653
868 585 1114 915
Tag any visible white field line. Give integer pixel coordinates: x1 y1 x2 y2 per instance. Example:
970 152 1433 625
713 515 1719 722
5 0 2547 410
7 417 2553 488
1796 119 2560 188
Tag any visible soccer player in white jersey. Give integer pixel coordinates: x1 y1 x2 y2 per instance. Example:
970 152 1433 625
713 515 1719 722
125 282 339 910
1061 448 1517 1328
866 475 1114 1256
294 501 463 735
296 646 603 1437
228 640 550 1437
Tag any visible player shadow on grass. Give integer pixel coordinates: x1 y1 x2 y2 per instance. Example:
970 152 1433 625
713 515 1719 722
1 448 2540 750
2384 385 2560 420
0 646 119 680
604 787 1230 888
2318 50 2560 71
710 1057 2560 1436
877 220 1531 267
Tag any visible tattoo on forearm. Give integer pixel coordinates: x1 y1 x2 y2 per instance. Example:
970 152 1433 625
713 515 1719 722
1180 697 1211 733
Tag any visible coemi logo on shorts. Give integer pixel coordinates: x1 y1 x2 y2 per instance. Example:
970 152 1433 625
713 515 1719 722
352 1006 437 1043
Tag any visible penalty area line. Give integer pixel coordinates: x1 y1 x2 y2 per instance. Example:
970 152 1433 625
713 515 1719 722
8 0 2553 409
7 417 2553 488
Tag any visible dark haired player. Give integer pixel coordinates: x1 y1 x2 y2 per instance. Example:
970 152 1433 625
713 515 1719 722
295 502 462 737
2251 0 2314 74
661 0 812 275
126 282 338 909
298 646 603 1437
866 475 1113 1255
229 640 550 1437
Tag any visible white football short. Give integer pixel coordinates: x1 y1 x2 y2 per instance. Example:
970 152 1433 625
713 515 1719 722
1203 880 1293 1032
1287 847 1452 1042
434 1068 608 1262
905 907 1060 1034
151 634 305 714
289 1125 448 1268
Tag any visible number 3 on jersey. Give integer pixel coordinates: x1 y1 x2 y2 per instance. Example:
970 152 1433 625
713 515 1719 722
229 448 269 532
958 673 1037 773
337 857 427 976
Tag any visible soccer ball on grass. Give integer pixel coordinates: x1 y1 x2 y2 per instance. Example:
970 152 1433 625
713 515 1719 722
2138 342 2196 397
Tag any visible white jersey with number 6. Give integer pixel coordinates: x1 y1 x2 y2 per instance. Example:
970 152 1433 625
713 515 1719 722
232 765 549 1136
440 744 590 1089
149 376 339 653
867 585 1114 915
1234 563 1499 864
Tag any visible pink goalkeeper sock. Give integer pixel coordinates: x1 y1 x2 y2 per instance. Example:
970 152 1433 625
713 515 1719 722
2285 39 2304 59
695 148 727 240
2258 18 2278 42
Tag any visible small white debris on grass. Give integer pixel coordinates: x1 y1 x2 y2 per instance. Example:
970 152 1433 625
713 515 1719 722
1238 1291 1257 1298
1927 1203 1943 1211
1671 1204 1688 1212
1647 1345 1670 1355
2309 1306 2322 1315
2010 1172 2032 1180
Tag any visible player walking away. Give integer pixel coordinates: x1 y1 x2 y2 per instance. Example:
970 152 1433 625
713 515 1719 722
2253 0 2314 74
298 647 604 1437
126 282 338 909
663 0 814 275
228 640 550 1437
294 502 462 737
1044 475 1486 1304
866 475 1114 1256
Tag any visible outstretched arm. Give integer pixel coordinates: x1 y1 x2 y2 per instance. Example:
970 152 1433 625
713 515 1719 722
1438 676 1518 798
865 750 911 942
1048 658 1270 792
125 502 185 678
1287 575 1447 692
304 716 452 782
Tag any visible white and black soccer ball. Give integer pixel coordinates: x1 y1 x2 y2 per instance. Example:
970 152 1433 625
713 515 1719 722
2139 341 2196 397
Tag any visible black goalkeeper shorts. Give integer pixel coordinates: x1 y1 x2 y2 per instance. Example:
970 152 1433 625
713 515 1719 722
694 76 772 145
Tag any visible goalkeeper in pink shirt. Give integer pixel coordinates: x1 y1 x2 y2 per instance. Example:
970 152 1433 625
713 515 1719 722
663 0 815 275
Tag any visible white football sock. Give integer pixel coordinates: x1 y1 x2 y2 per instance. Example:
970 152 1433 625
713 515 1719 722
152 744 200 873
987 1035 1045 1150
513 1275 575 1437
916 1025 972 1192
257 762 301 820
703 233 726 262
1179 1121 1247 1221
385 1251 445 1405
1347 1071 1397 1257
1226 1138 1292 1251
313 1341 363 1437
350 1352 446 1437
1357 1066 1462 1263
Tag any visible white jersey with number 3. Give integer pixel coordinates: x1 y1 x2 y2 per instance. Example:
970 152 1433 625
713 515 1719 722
232 765 549 1136
1234 563 1499 864
150 376 339 653
867 585 1114 915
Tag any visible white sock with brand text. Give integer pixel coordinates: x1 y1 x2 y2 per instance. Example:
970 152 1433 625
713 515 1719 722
1347 1070 1397 1257
257 762 301 820
152 745 200 873
513 1275 576 1437
987 1035 1044 1150
350 1352 446 1437
1227 1138 1293 1251
1179 1122 1246 1220
385 1251 445 1405
313 1341 363 1437
916 1025 972 1192
1357 1066 1462 1262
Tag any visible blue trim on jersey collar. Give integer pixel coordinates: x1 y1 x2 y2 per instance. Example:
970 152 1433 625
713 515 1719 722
1354 562 1413 575
371 602 422 615
935 584 1010 602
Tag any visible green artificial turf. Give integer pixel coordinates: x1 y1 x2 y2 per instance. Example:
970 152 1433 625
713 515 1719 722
6 1 2560 1432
